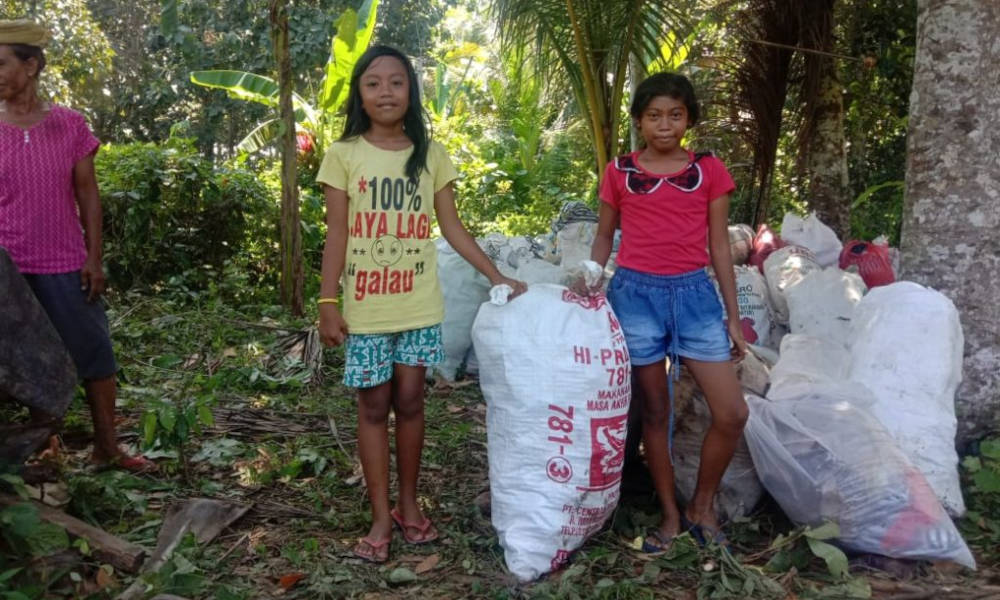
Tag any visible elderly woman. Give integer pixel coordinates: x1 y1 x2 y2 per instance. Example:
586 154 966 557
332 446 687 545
0 20 152 472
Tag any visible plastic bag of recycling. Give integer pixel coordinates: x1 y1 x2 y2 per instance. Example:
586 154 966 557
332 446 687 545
780 212 843 268
848 282 965 516
434 239 490 380
839 240 896 288
744 391 975 568
749 224 785 273
473 282 631 581
729 224 755 265
763 245 821 325
784 267 866 348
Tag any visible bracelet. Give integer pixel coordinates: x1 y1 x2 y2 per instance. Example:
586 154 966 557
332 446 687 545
317 298 338 305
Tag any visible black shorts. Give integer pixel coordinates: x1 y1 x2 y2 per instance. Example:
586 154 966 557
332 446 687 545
23 271 118 381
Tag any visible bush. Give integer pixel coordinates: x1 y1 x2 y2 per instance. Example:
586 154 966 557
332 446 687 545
97 136 273 291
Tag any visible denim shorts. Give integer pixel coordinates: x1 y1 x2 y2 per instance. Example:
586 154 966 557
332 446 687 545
606 267 731 366
23 271 118 381
343 324 444 388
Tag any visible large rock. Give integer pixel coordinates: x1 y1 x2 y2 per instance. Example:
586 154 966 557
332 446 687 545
0 248 76 418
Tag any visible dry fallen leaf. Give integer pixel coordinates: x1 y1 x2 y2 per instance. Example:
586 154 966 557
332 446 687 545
95 564 116 589
278 572 306 589
414 553 440 574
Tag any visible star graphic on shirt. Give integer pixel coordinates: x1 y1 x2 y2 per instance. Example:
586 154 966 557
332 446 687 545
358 249 366 255
358 177 368 193
352 248 359 255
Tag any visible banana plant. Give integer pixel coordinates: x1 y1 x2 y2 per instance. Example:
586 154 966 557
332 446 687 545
190 0 378 154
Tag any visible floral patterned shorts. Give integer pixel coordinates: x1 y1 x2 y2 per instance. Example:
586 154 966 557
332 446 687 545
343 324 443 388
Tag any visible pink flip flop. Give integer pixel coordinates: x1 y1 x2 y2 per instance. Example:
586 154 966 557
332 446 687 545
390 507 439 545
352 535 391 563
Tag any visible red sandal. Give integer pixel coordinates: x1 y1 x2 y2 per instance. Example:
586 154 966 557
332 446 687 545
390 507 439 545
352 535 391 563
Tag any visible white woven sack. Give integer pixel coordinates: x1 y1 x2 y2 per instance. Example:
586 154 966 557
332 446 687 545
434 239 490 381
784 267 866 348
473 284 631 581
780 212 842 267
847 282 966 516
734 265 775 348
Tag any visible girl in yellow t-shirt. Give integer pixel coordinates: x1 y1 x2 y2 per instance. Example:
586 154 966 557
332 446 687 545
316 45 526 563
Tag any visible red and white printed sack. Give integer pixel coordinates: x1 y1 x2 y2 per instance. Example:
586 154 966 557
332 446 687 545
472 284 631 581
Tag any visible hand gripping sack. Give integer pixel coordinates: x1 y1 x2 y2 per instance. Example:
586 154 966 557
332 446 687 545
472 284 631 581
847 282 965 516
744 391 974 568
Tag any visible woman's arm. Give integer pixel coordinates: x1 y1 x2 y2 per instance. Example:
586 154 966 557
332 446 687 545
73 155 105 301
318 185 350 346
708 193 747 360
434 183 526 297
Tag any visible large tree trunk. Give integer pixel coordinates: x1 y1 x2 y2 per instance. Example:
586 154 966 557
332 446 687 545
270 0 304 316
901 1 1000 443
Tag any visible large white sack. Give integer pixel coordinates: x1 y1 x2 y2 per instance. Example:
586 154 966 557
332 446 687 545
729 224 754 265
515 258 566 286
434 239 490 381
785 267 866 348
473 284 631 581
769 334 850 397
744 391 975 568
557 221 597 270
763 245 821 325
780 212 843 268
847 282 966 516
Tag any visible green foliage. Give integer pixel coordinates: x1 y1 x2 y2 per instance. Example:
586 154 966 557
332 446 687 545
961 438 1000 558
0 504 69 559
190 0 378 155
97 135 273 291
142 388 216 480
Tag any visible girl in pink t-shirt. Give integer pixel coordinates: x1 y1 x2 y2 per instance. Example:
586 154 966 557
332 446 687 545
588 73 747 552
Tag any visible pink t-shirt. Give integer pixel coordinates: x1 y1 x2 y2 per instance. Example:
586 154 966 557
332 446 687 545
0 105 99 274
599 150 735 275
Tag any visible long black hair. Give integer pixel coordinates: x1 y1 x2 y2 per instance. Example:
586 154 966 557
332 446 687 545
341 45 428 181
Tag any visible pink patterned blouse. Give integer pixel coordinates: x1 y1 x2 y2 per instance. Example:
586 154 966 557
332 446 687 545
0 105 100 274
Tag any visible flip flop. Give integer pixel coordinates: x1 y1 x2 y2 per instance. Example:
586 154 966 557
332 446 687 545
640 528 676 554
352 535 391 563
390 507 439 545
682 515 730 549
92 453 158 474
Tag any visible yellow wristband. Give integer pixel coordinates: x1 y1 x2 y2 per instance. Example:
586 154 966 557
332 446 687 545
317 298 338 305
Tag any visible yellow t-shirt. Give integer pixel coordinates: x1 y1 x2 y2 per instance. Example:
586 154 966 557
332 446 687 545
316 136 459 334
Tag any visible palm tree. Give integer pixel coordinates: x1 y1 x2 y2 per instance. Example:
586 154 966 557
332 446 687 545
491 0 693 177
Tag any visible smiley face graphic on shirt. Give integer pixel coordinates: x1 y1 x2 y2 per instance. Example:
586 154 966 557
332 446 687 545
371 235 403 267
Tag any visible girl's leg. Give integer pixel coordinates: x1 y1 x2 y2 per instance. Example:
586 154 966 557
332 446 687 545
357 381 394 556
681 358 748 533
635 361 682 543
390 363 437 542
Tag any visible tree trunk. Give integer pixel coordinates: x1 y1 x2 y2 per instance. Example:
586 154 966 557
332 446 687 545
270 0 304 316
901 0 1000 443
805 61 851 238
